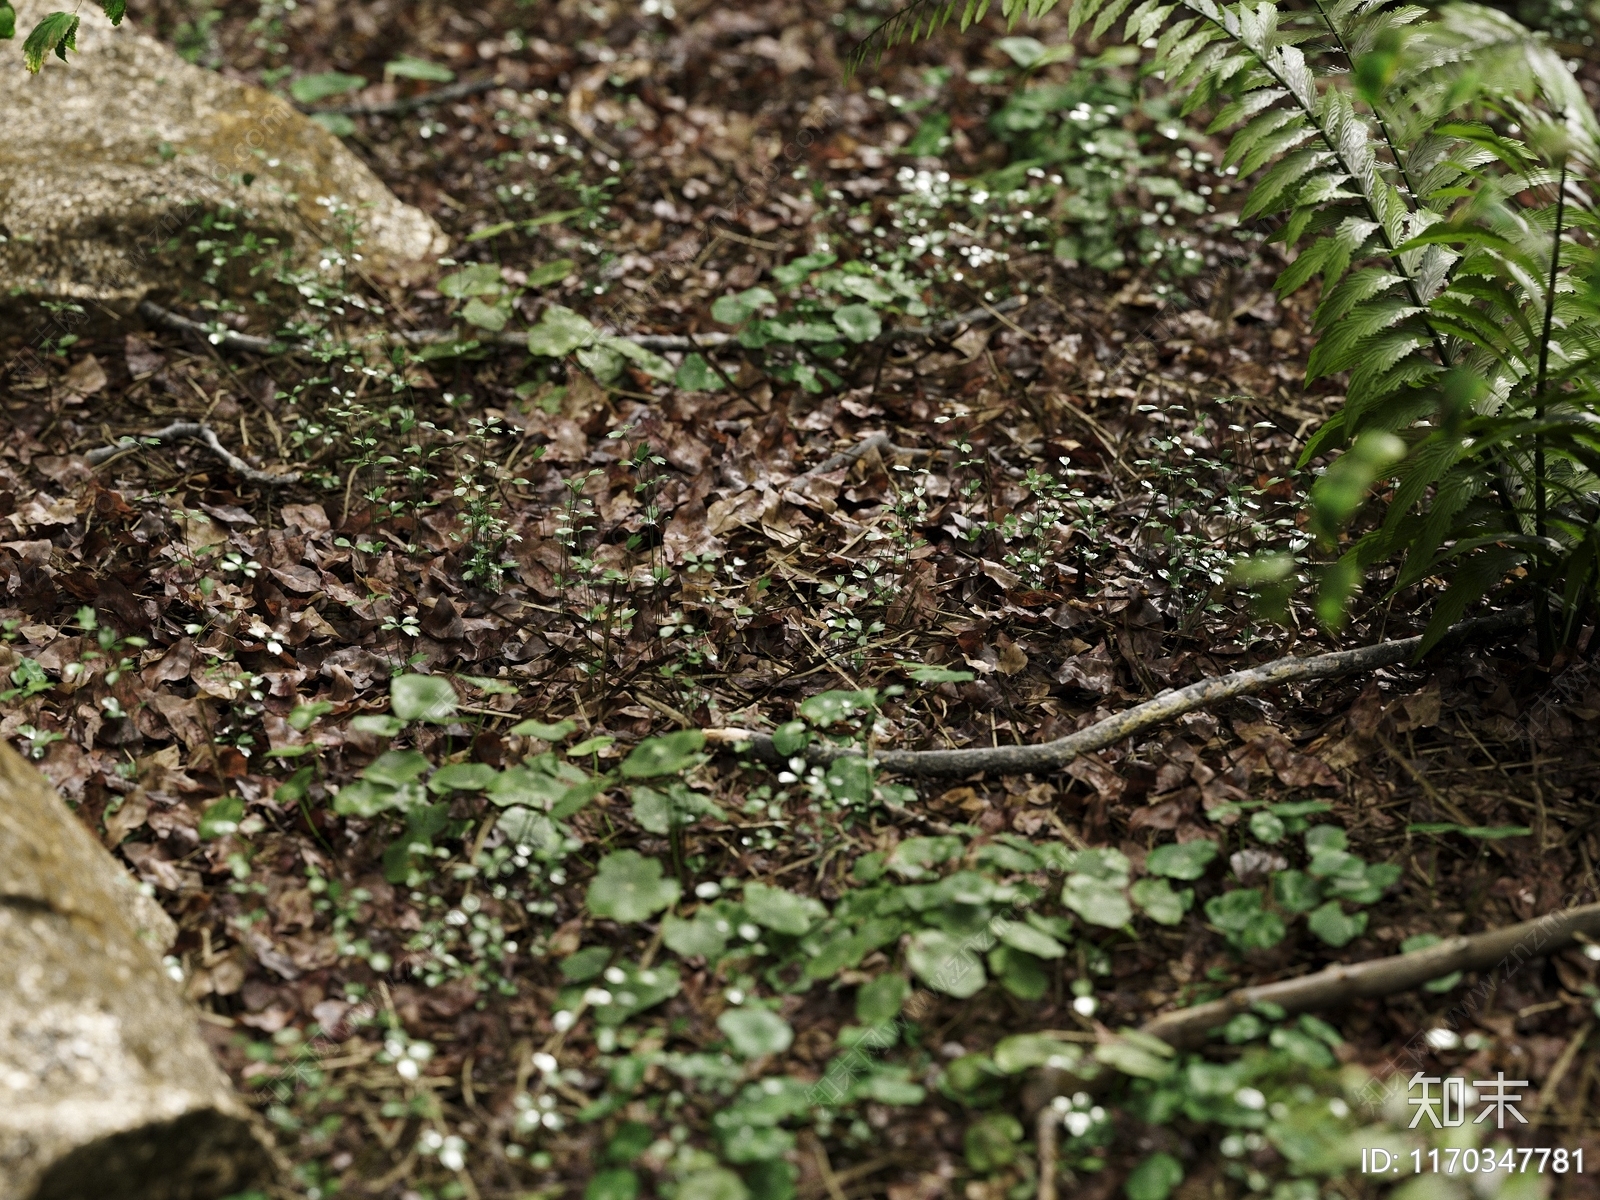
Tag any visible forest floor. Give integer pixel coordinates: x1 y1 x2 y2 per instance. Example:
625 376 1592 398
3 0 1600 1198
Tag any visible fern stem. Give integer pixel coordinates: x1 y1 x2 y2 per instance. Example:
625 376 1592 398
1309 0 1424 211
1532 152 1567 658
1534 154 1567 547
1179 0 1453 365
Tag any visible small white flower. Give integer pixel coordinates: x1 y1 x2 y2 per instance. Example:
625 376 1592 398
552 1010 576 1031
440 1135 466 1171
1072 995 1097 1017
532 1052 558 1074
1425 1027 1461 1050
1234 1087 1266 1110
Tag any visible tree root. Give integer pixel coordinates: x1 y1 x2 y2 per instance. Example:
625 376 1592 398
1141 900 1600 1050
85 421 302 486
135 295 1026 359
712 610 1527 777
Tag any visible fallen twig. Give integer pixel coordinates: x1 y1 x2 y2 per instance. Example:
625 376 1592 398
307 77 501 118
796 431 942 480
135 295 1027 360
1036 1107 1058 1200
85 421 302 486
718 610 1526 777
138 301 283 354
1141 900 1600 1049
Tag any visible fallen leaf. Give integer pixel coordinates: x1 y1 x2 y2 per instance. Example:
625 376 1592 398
1056 643 1117 694
996 637 1029 676
104 790 150 846
64 354 108 396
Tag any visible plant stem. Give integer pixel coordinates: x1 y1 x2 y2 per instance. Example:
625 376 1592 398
1534 153 1568 658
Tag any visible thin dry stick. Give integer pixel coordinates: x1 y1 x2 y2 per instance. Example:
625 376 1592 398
1536 1019 1593 1118
713 610 1527 777
1036 1107 1059 1200
85 421 302 486
136 295 1026 358
307 76 502 117
796 431 942 480
1141 901 1600 1049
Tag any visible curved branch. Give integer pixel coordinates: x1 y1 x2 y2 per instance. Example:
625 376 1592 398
85 421 302 486
1142 899 1600 1049
715 610 1525 777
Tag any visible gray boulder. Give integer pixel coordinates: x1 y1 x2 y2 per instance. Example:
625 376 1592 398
0 1 445 304
0 741 275 1199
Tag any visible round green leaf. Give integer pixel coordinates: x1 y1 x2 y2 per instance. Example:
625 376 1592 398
907 929 986 997
721 1123 796 1163
662 909 730 960
993 1034 1082 1074
798 688 876 725
991 945 1049 1000
288 70 366 105
964 1112 1023 1172
390 674 458 723
1304 824 1349 853
1063 874 1132 927
461 297 509 331
585 850 681 923
1126 1152 1183 1200
198 794 245 840
619 729 706 778
330 779 399 818
1250 810 1287 843
675 353 724 392
385 55 455 82
509 718 576 741
350 713 405 737
996 35 1046 66
1061 847 1131 883
1145 840 1218 880
429 762 497 792
1271 869 1322 914
770 720 810 756
560 946 612 982
717 1008 794 1058
992 916 1066 958
497 806 561 854
677 1168 749 1200
1307 900 1367 947
1130 877 1191 925
743 881 826 936
1205 888 1263 932
527 305 597 357
1094 1039 1176 1081
832 303 883 343
584 1169 638 1200
856 973 909 1026
438 263 503 299
363 749 430 787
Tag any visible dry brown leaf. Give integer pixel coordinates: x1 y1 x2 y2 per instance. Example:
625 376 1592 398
63 354 108 396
